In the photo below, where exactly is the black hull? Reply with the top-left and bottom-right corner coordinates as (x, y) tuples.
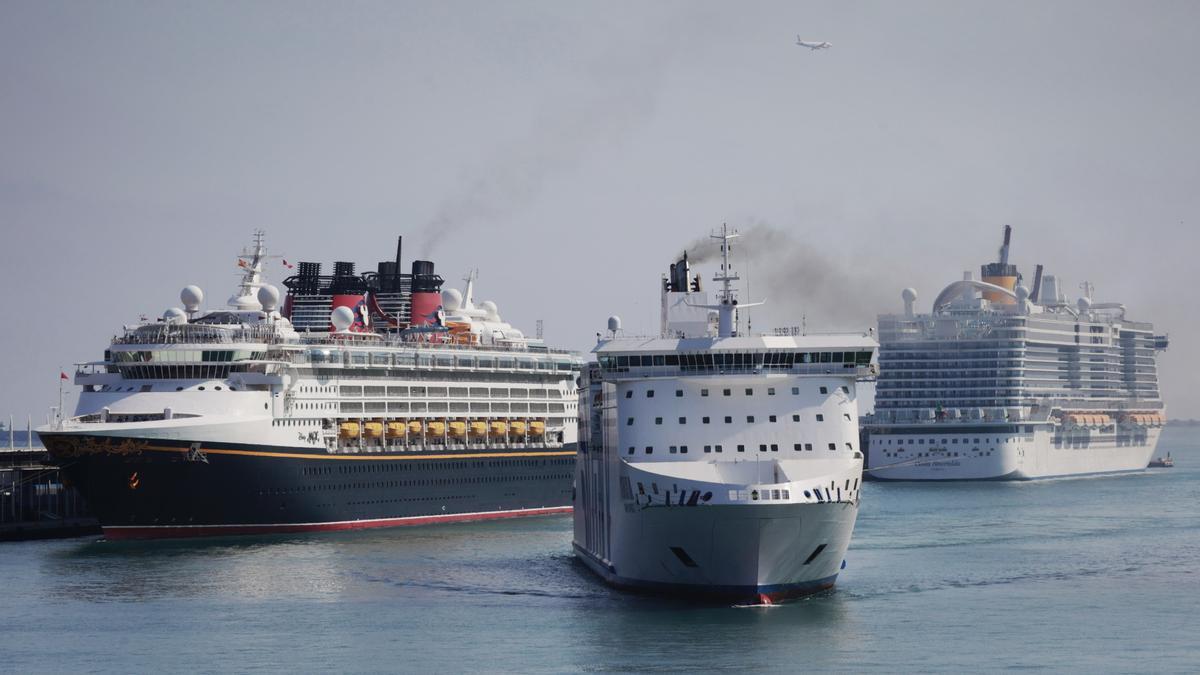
(40, 433), (575, 539)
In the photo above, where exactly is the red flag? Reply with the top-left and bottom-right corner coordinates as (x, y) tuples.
(60, 372), (68, 380)
(237, 259), (248, 268)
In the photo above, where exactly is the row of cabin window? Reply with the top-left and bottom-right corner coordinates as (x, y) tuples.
(883, 437), (1014, 445)
(627, 442), (854, 455)
(628, 412), (851, 425)
(605, 351), (872, 368)
(627, 385), (850, 399)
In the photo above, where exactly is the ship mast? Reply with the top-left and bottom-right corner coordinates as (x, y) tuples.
(689, 223), (763, 338)
(228, 229), (273, 310)
(711, 224), (740, 337)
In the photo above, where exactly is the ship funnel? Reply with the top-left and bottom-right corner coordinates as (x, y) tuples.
(410, 260), (444, 326)
(1030, 264), (1044, 303)
(980, 225), (1018, 304)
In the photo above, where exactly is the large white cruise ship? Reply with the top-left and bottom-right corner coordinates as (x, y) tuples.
(39, 232), (582, 539)
(573, 227), (877, 603)
(866, 226), (1169, 481)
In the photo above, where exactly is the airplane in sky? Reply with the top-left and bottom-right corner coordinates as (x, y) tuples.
(796, 37), (832, 50)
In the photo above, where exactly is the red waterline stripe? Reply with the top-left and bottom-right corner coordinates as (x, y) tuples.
(102, 506), (573, 541)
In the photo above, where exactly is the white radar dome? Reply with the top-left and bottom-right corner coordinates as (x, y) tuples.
(607, 315), (622, 332)
(480, 300), (499, 321)
(331, 306), (355, 332)
(181, 285), (204, 312)
(162, 307), (188, 324)
(1077, 296), (1092, 312)
(1015, 285), (1030, 302)
(441, 288), (463, 312)
(901, 288), (918, 303)
(257, 284), (281, 312)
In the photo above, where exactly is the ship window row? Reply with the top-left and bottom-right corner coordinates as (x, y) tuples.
(306, 350), (578, 373)
(600, 350), (872, 371)
(628, 412), (843, 426)
(630, 442), (848, 455)
(337, 385), (564, 399)
(626, 385), (848, 399)
(110, 349), (265, 364)
(341, 401), (566, 413)
(112, 365), (252, 379)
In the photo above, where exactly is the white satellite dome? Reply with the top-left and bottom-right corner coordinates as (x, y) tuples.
(163, 307), (188, 324)
(1015, 285), (1030, 302)
(480, 300), (500, 321)
(442, 288), (464, 312)
(901, 288), (918, 302)
(607, 315), (622, 332)
(1077, 296), (1092, 312)
(257, 284), (281, 312)
(331, 306), (355, 332)
(181, 285), (204, 312)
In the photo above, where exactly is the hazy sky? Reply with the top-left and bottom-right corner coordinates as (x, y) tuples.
(2, 0), (1198, 423)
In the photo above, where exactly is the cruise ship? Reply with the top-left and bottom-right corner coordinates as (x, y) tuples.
(38, 232), (582, 539)
(866, 226), (1169, 481)
(573, 227), (877, 603)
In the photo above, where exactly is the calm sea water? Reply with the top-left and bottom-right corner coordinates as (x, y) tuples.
(4, 428), (1198, 673)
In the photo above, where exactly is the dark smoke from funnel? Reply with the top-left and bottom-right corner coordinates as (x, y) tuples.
(418, 37), (675, 258)
(684, 220), (896, 331)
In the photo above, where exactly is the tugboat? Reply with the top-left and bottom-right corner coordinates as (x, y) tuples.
(1148, 453), (1174, 468)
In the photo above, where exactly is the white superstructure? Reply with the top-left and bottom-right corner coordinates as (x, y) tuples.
(39, 232), (582, 539)
(573, 226), (877, 603)
(867, 226), (1169, 481)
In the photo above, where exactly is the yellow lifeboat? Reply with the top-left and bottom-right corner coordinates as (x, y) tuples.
(529, 420), (545, 436)
(406, 420), (424, 435)
(449, 421), (467, 439)
(338, 422), (360, 439)
(509, 421), (527, 436)
(426, 421), (446, 436)
(363, 421), (384, 438)
(489, 421), (508, 437)
(469, 421), (488, 438)
(386, 422), (407, 439)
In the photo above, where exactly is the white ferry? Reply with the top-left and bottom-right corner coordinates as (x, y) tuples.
(573, 226), (877, 603)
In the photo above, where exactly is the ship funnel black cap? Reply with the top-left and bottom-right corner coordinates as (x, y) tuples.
(668, 253), (691, 292)
(411, 260), (443, 293)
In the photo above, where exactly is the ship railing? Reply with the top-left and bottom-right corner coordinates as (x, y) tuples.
(297, 332), (576, 356)
(113, 324), (281, 346)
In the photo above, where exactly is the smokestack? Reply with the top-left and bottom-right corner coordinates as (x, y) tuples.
(1030, 264), (1044, 303)
(999, 224), (1012, 265)
(395, 236), (403, 270)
